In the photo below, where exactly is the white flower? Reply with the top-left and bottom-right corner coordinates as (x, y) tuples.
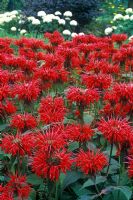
(113, 14), (123, 21)
(112, 26), (117, 30)
(10, 10), (19, 15)
(55, 11), (62, 16)
(10, 15), (17, 20)
(63, 11), (72, 17)
(11, 27), (17, 31)
(65, 17), (71, 21)
(0, 18), (5, 25)
(70, 20), (77, 26)
(27, 16), (36, 22)
(129, 35), (133, 40)
(79, 32), (85, 36)
(130, 15), (133, 20)
(18, 20), (25, 24)
(123, 15), (130, 20)
(53, 16), (60, 21)
(37, 11), (46, 17)
(32, 19), (40, 25)
(4, 17), (12, 23)
(71, 32), (78, 37)
(63, 29), (71, 35)
(20, 29), (27, 35)
(126, 8), (133, 14)
(104, 27), (113, 35)
(58, 19), (65, 25)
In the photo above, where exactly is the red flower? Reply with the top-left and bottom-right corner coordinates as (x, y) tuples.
(11, 113), (37, 130)
(0, 85), (10, 101)
(39, 96), (66, 124)
(76, 149), (108, 175)
(44, 31), (64, 46)
(13, 81), (40, 102)
(82, 74), (112, 90)
(4, 101), (16, 114)
(112, 34), (127, 43)
(36, 126), (66, 151)
(65, 124), (93, 142)
(1, 133), (35, 156)
(98, 118), (132, 144)
(32, 149), (72, 180)
(66, 87), (99, 106)
(6, 174), (31, 199)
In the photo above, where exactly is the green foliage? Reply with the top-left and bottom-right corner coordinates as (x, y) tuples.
(0, 0), (9, 12)
(84, 0), (127, 36)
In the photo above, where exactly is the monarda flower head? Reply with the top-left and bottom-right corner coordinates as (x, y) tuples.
(111, 34), (128, 43)
(76, 149), (108, 175)
(98, 118), (132, 144)
(32, 149), (72, 181)
(82, 74), (112, 90)
(11, 113), (37, 131)
(1, 132), (35, 156)
(6, 174), (31, 199)
(36, 125), (66, 151)
(13, 81), (40, 102)
(66, 87), (99, 106)
(39, 96), (66, 124)
(65, 124), (93, 142)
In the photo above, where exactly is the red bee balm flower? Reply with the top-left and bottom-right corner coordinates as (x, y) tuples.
(1, 133), (35, 156)
(98, 118), (132, 144)
(76, 150), (108, 175)
(32, 150), (72, 180)
(39, 96), (66, 124)
(6, 174), (31, 199)
(66, 124), (93, 142)
(66, 87), (99, 106)
(36, 126), (66, 151)
(11, 113), (37, 130)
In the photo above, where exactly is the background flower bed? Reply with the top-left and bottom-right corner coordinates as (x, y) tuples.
(0, 32), (133, 200)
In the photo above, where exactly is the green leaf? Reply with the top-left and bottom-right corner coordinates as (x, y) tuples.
(68, 142), (79, 151)
(0, 124), (9, 131)
(28, 189), (36, 200)
(103, 186), (132, 200)
(112, 186), (132, 200)
(82, 176), (106, 189)
(62, 171), (82, 190)
(83, 112), (94, 124)
(78, 195), (91, 200)
(27, 174), (43, 185)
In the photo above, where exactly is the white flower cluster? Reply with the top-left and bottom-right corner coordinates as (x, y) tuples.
(63, 29), (84, 37)
(35, 10), (77, 27)
(0, 9), (84, 37)
(0, 10), (19, 25)
(104, 8), (133, 36)
(112, 8), (133, 22)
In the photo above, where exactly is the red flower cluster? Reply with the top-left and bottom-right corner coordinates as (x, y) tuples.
(0, 32), (132, 197)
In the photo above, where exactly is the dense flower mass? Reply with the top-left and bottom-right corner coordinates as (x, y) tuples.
(0, 32), (132, 199)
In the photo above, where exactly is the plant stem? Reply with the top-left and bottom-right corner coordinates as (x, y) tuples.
(106, 142), (113, 177)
